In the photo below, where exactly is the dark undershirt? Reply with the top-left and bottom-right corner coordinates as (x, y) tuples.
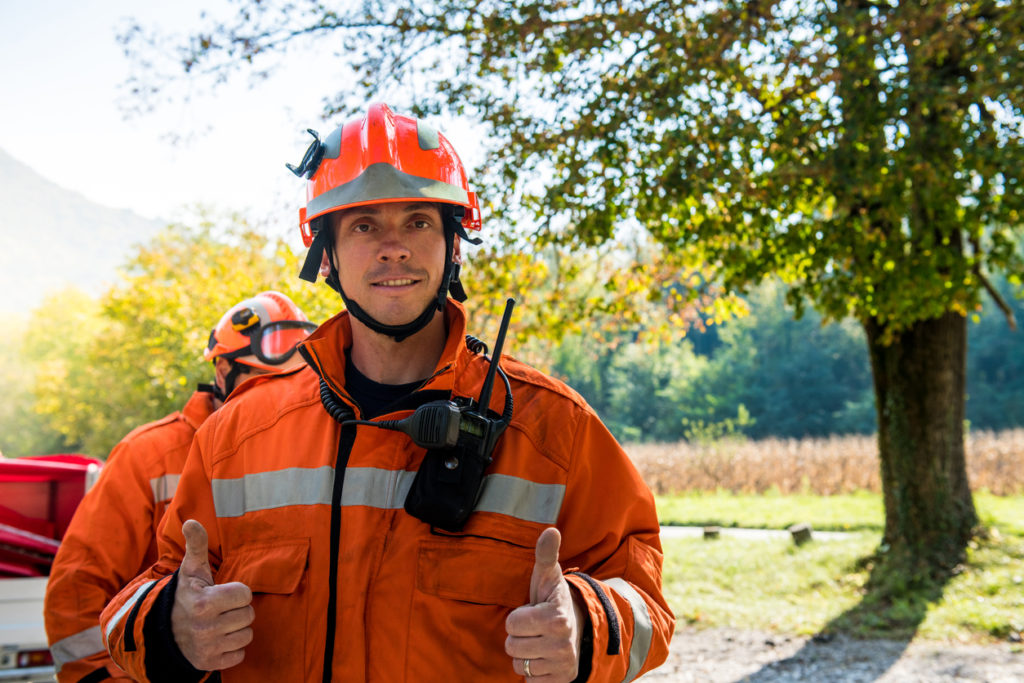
(344, 356), (425, 419)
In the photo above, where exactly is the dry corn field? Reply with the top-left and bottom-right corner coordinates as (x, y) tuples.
(626, 428), (1024, 496)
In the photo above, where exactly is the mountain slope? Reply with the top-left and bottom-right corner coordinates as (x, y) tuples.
(0, 148), (165, 313)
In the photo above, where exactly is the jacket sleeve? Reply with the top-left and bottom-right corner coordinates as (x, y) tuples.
(558, 409), (675, 682)
(44, 434), (162, 682)
(99, 434), (221, 683)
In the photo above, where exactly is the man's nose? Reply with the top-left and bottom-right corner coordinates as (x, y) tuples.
(377, 236), (411, 262)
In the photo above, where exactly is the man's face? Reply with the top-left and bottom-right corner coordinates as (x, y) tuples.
(330, 201), (452, 326)
(213, 357), (272, 405)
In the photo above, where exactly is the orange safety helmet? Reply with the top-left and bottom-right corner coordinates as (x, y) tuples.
(291, 103), (482, 342)
(293, 102), (481, 248)
(203, 291), (316, 400)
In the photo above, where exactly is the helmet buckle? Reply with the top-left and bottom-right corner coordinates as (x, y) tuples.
(286, 129), (326, 179)
(299, 208), (313, 247)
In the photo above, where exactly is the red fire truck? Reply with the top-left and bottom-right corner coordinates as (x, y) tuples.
(0, 454), (101, 682)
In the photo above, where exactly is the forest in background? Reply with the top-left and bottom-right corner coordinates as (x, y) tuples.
(550, 270), (1024, 444)
(2, 217), (1021, 459)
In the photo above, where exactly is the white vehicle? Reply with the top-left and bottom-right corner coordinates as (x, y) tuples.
(0, 577), (52, 682)
(0, 455), (101, 682)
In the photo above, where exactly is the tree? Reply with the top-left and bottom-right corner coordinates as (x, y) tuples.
(120, 0), (1024, 567)
(698, 280), (876, 439)
(545, 278), (876, 444)
(25, 215), (338, 457)
(0, 306), (75, 456)
(16, 212), (699, 457)
(965, 270), (1024, 431)
(545, 323), (711, 443)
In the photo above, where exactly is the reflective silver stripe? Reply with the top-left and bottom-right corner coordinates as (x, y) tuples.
(417, 121), (440, 150)
(213, 466), (335, 518)
(245, 298), (272, 328)
(605, 578), (654, 683)
(104, 580), (156, 644)
(150, 473), (180, 503)
(342, 468), (416, 509)
(50, 625), (104, 672)
(307, 163), (470, 219)
(476, 474), (564, 524)
(212, 467), (565, 524)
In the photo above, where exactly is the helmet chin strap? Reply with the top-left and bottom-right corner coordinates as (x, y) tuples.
(298, 206), (479, 343)
(196, 360), (245, 402)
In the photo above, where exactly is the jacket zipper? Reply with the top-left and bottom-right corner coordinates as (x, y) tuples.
(322, 422), (357, 682)
(304, 339), (455, 680)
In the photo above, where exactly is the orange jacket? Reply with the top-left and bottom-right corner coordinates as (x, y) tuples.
(101, 301), (674, 682)
(45, 390), (215, 683)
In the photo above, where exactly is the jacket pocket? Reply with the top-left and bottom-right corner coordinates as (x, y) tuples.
(218, 539), (309, 593)
(407, 537), (534, 681)
(416, 537), (533, 606)
(216, 538), (310, 681)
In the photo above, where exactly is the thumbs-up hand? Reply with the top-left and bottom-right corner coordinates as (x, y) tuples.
(171, 520), (254, 671)
(505, 528), (584, 681)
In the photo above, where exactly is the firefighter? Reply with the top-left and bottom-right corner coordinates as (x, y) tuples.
(101, 103), (675, 682)
(45, 291), (315, 682)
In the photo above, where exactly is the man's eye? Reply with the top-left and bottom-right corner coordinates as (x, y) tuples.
(352, 223), (372, 233)
(413, 220), (430, 230)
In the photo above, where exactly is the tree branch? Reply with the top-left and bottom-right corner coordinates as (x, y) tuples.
(974, 265), (1017, 331)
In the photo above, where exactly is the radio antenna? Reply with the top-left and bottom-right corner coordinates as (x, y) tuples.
(477, 298), (515, 412)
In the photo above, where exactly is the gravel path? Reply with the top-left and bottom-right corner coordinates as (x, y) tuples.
(659, 526), (852, 542)
(639, 627), (1024, 682)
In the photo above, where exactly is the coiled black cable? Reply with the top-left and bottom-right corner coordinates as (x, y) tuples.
(318, 333), (511, 425)
(319, 378), (354, 423)
(465, 335), (513, 422)
(465, 334), (488, 355)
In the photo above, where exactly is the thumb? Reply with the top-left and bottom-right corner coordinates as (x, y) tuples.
(180, 519), (214, 587)
(529, 527), (564, 604)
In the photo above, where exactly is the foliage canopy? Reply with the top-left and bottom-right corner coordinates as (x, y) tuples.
(122, 0), (1024, 336)
(109, 0), (1024, 562)
(3, 211), (704, 456)
(19, 216), (337, 455)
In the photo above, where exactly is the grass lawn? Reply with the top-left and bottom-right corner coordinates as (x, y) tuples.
(656, 491), (1024, 644)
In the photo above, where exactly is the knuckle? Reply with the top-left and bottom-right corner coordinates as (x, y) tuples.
(505, 611), (518, 633)
(230, 581), (253, 603)
(225, 581), (253, 604)
(225, 626), (254, 651)
(191, 593), (212, 615)
(553, 613), (572, 633)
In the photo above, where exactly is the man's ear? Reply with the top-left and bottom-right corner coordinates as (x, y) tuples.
(319, 249), (331, 278)
(213, 357), (231, 386)
(452, 234), (462, 265)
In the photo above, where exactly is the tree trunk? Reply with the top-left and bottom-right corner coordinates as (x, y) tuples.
(863, 311), (978, 568)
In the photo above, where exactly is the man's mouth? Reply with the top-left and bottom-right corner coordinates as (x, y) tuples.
(373, 278), (419, 287)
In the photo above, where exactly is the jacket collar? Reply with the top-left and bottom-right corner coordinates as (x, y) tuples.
(181, 390), (217, 430)
(299, 299), (472, 401)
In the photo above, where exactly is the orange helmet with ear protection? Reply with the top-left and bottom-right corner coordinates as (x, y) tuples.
(291, 103), (482, 342)
(205, 291), (316, 372)
(293, 102), (482, 248)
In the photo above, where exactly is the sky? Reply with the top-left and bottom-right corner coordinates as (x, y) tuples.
(0, 0), (482, 235)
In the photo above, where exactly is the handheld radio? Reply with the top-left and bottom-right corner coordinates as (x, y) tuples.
(340, 298), (516, 531)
